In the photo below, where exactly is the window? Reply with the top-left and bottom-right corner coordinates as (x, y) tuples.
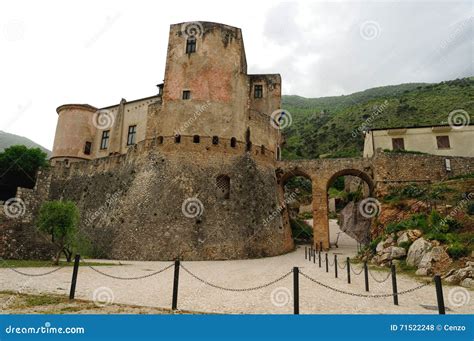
(216, 175), (230, 199)
(230, 137), (237, 148)
(157, 136), (164, 144)
(174, 134), (181, 143)
(254, 85), (263, 98)
(276, 146), (281, 161)
(261, 145), (265, 155)
(100, 130), (110, 149)
(186, 37), (196, 54)
(193, 135), (200, 143)
(436, 136), (450, 149)
(127, 125), (137, 146)
(212, 136), (219, 145)
(182, 90), (191, 100)
(84, 141), (92, 155)
(392, 138), (405, 151)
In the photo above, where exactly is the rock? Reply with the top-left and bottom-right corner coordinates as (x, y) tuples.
(445, 275), (460, 284)
(461, 278), (474, 288)
(383, 237), (394, 247)
(407, 229), (422, 241)
(397, 232), (410, 246)
(338, 201), (371, 244)
(416, 268), (429, 276)
(379, 252), (391, 262)
(376, 241), (385, 253)
(392, 259), (401, 266)
(466, 261), (474, 268)
(390, 246), (407, 259)
(407, 238), (432, 267)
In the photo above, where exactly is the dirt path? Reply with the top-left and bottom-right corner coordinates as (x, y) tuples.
(0, 245), (471, 314)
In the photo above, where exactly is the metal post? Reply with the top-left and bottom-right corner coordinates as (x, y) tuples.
(172, 260), (180, 310)
(391, 264), (398, 306)
(434, 275), (445, 315)
(318, 251), (321, 268)
(325, 253), (329, 273)
(364, 262), (369, 292)
(346, 257), (351, 284)
(334, 255), (338, 278)
(305, 246), (307, 260)
(69, 254), (80, 300)
(309, 247), (312, 262)
(319, 241), (323, 251)
(313, 248), (316, 264)
(293, 267), (299, 315)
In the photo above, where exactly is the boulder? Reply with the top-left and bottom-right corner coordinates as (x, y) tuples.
(338, 201), (371, 244)
(390, 246), (407, 259)
(383, 236), (394, 247)
(376, 241), (385, 253)
(416, 246), (451, 275)
(397, 232), (410, 246)
(407, 229), (422, 241)
(461, 278), (474, 288)
(415, 268), (429, 276)
(407, 238), (431, 267)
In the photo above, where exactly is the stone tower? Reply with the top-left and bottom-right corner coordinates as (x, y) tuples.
(47, 21), (293, 260)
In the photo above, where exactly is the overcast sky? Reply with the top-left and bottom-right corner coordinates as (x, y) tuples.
(1, 0), (472, 149)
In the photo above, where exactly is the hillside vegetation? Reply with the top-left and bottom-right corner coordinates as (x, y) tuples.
(0, 131), (51, 156)
(282, 77), (474, 159)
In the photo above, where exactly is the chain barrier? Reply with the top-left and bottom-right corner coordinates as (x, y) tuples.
(180, 264), (292, 292)
(300, 270), (431, 298)
(368, 269), (392, 283)
(328, 258), (335, 267)
(337, 261), (347, 270)
(0, 258), (66, 277)
(350, 265), (365, 276)
(82, 260), (174, 280)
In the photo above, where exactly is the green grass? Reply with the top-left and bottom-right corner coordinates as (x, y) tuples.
(0, 259), (120, 268)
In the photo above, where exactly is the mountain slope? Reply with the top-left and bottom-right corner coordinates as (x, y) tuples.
(281, 77), (474, 159)
(0, 131), (51, 157)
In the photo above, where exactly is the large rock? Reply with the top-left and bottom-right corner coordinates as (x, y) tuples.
(390, 246), (407, 259)
(461, 278), (474, 288)
(397, 232), (410, 245)
(407, 238), (431, 267)
(338, 201), (371, 244)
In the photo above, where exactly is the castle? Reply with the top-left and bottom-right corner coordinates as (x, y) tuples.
(2, 22), (473, 261)
(46, 22), (293, 260)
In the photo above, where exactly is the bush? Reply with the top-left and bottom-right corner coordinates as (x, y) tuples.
(400, 184), (427, 198)
(398, 241), (412, 250)
(369, 237), (382, 253)
(447, 243), (469, 259)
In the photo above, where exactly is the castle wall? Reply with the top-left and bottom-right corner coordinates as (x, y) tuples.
(45, 141), (293, 260)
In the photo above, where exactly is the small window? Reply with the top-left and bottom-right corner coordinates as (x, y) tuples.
(182, 90), (191, 100)
(157, 136), (164, 144)
(193, 135), (200, 143)
(216, 175), (230, 199)
(212, 136), (219, 145)
(100, 130), (110, 150)
(186, 37), (196, 54)
(84, 141), (92, 155)
(392, 138), (405, 151)
(230, 137), (237, 148)
(127, 125), (137, 146)
(261, 145), (265, 155)
(254, 85), (263, 98)
(174, 134), (181, 143)
(436, 136), (450, 149)
(276, 146), (281, 161)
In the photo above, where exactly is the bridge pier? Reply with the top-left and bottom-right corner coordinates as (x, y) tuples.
(312, 181), (330, 250)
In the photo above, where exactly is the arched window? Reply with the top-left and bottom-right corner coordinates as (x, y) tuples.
(216, 175), (230, 199)
(212, 136), (219, 145)
(174, 134), (181, 144)
(193, 135), (200, 143)
(230, 137), (237, 148)
(186, 37), (196, 54)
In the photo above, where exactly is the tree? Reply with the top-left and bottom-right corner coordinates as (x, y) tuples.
(0, 145), (48, 200)
(37, 201), (80, 265)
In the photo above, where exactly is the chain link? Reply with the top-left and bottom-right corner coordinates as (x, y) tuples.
(83, 260), (174, 280)
(180, 264), (292, 292)
(368, 269), (392, 283)
(300, 270), (431, 298)
(350, 265), (364, 276)
(337, 261), (347, 270)
(5, 266), (66, 277)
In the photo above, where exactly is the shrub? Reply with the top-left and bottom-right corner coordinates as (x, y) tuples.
(398, 241), (412, 250)
(400, 184), (427, 198)
(447, 243), (469, 259)
(369, 237), (382, 253)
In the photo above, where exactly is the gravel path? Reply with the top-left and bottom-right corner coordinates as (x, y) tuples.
(1, 243), (472, 314)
